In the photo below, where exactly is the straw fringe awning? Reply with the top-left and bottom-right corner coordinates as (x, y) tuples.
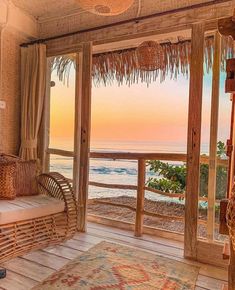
(53, 36), (234, 86)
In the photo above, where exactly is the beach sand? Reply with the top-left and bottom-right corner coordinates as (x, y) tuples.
(88, 196), (224, 241)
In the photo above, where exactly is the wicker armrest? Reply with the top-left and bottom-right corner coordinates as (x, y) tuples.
(37, 172), (77, 230)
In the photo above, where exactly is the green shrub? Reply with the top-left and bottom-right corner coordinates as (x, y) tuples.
(147, 141), (228, 200)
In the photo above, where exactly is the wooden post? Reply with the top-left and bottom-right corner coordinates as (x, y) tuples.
(135, 159), (146, 237)
(184, 23), (205, 259)
(207, 32), (221, 241)
(75, 42), (92, 232)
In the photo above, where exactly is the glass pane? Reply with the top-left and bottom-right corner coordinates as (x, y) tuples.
(198, 72), (212, 240)
(143, 160), (186, 234)
(50, 154), (73, 180)
(214, 71), (231, 242)
(89, 76), (189, 233)
(49, 56), (75, 151)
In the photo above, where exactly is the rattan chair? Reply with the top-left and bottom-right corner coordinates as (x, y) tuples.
(0, 172), (77, 263)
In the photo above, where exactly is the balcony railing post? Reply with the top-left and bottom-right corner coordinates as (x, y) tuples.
(135, 159), (146, 237)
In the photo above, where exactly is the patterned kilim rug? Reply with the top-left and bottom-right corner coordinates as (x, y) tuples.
(33, 241), (199, 290)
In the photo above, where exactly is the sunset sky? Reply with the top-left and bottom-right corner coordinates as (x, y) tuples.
(50, 69), (231, 152)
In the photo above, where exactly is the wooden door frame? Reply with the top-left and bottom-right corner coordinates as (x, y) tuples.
(184, 23), (205, 260)
(42, 25), (227, 267)
(41, 42), (93, 232)
(184, 27), (226, 266)
(74, 42), (93, 232)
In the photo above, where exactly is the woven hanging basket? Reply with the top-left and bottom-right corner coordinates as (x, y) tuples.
(227, 193), (235, 251)
(78, 0), (134, 16)
(136, 41), (164, 71)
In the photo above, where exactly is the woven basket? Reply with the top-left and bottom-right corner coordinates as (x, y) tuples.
(0, 160), (17, 200)
(227, 194), (235, 251)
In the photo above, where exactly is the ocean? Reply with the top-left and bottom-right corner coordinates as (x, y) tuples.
(49, 140), (210, 203)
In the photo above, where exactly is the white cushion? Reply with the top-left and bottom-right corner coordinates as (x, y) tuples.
(0, 195), (65, 225)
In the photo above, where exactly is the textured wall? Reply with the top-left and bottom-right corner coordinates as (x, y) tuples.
(0, 1), (38, 155)
(0, 27), (24, 154)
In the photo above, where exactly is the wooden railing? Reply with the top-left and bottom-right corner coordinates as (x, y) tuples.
(47, 148), (228, 238)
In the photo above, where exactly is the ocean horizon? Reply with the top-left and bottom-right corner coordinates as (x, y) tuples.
(50, 139), (211, 154)
(49, 139), (211, 203)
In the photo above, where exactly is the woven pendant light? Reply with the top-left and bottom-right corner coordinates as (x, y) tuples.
(136, 41), (164, 71)
(78, 0), (134, 16)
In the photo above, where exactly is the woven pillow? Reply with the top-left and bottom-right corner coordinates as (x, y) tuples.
(15, 160), (38, 196)
(0, 160), (17, 200)
(0, 154), (38, 197)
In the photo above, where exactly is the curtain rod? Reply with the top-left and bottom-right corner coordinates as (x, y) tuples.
(20, 0), (229, 47)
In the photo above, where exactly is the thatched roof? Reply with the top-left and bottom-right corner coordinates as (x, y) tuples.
(53, 35), (234, 86)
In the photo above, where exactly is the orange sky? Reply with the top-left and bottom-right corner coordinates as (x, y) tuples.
(91, 81), (189, 142)
(50, 70), (231, 149)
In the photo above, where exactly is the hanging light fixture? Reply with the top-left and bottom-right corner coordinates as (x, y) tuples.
(136, 41), (164, 71)
(78, 0), (135, 16)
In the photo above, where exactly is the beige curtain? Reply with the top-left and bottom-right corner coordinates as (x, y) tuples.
(19, 43), (47, 160)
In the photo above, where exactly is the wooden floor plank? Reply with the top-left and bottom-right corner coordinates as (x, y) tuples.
(87, 226), (184, 257)
(197, 274), (227, 290)
(61, 238), (94, 252)
(0, 270), (37, 290)
(73, 232), (105, 244)
(23, 250), (69, 270)
(3, 257), (54, 282)
(86, 231), (178, 260)
(43, 244), (82, 260)
(88, 221), (184, 249)
(199, 265), (228, 282)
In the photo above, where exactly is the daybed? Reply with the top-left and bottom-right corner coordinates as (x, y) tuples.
(0, 169), (77, 262)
